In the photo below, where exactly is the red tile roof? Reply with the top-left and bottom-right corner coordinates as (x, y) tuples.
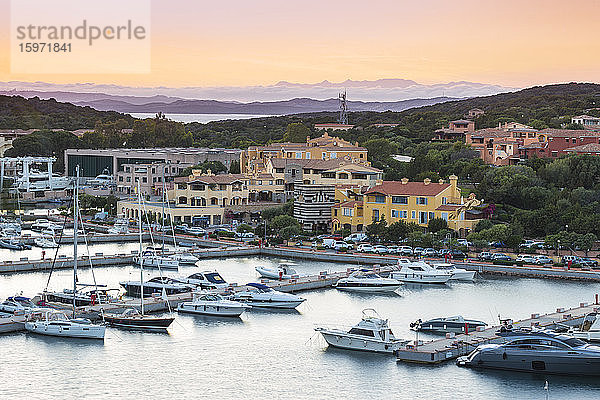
(564, 143), (600, 153)
(539, 129), (600, 137)
(333, 200), (363, 209)
(365, 181), (450, 196)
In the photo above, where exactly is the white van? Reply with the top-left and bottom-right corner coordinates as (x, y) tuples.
(321, 238), (337, 249)
(344, 233), (368, 243)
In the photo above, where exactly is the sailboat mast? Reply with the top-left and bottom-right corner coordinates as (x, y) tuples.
(73, 165), (79, 313)
(137, 180), (144, 315)
(161, 164), (166, 251)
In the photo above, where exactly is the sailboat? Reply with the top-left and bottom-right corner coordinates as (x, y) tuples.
(103, 181), (175, 331)
(25, 166), (106, 340)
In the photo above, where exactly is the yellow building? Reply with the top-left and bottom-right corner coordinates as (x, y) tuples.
(331, 175), (483, 236)
(241, 132), (368, 174)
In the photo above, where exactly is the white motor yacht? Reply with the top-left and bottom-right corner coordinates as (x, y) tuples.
(177, 292), (251, 317)
(233, 283), (306, 309)
(391, 260), (451, 284)
(173, 251), (199, 265)
(0, 311), (27, 333)
(315, 309), (408, 353)
(334, 270), (401, 292)
(0, 296), (36, 313)
(25, 309), (105, 340)
(174, 271), (229, 290)
(570, 314), (600, 342)
(34, 235), (59, 248)
(430, 263), (475, 282)
(31, 219), (62, 232)
(255, 263), (299, 280)
(120, 276), (194, 298)
(134, 250), (179, 270)
(108, 218), (129, 234)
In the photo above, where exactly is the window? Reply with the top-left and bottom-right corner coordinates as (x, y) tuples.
(330, 152), (337, 159)
(372, 209), (380, 221)
(142, 177), (147, 183)
(416, 197), (428, 205)
(118, 176), (123, 182)
(276, 179), (284, 185)
(322, 152), (326, 159)
(177, 183), (187, 190)
(375, 195), (386, 204)
(429, 212), (435, 220)
(441, 212), (448, 221)
(258, 180), (262, 185)
(392, 196), (408, 204)
(419, 211), (428, 224)
(275, 168), (284, 173)
(334, 209), (338, 216)
(126, 177), (131, 183)
(295, 152), (302, 159)
(190, 184), (206, 191)
(322, 172), (336, 179)
(551, 151), (558, 157)
(342, 208), (353, 217)
(303, 169), (311, 174)
(411, 211), (416, 219)
(338, 173), (349, 179)
(306, 152), (311, 159)
(442, 197), (447, 205)
(392, 209), (406, 218)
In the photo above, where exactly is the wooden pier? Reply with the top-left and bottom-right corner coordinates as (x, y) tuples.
(395, 300), (600, 364)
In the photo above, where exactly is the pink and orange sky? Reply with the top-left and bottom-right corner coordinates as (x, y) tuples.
(0, 0), (599, 88)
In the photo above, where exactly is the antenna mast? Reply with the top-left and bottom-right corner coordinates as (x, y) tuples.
(338, 90), (348, 124)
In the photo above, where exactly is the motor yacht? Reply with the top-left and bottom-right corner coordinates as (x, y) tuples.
(174, 271), (229, 290)
(430, 263), (475, 282)
(173, 251), (199, 265)
(177, 292), (251, 317)
(16, 172), (72, 192)
(34, 235), (59, 248)
(25, 309), (105, 340)
(457, 328), (600, 375)
(390, 260), (451, 284)
(315, 309), (408, 353)
(0, 311), (27, 333)
(570, 313), (600, 342)
(31, 219), (62, 232)
(0, 296), (36, 313)
(255, 263), (299, 280)
(120, 276), (194, 298)
(134, 250), (179, 270)
(414, 315), (487, 334)
(232, 283), (305, 309)
(333, 270), (401, 292)
(102, 308), (174, 331)
(43, 285), (119, 307)
(0, 237), (31, 250)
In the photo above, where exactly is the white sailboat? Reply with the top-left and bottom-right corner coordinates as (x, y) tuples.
(26, 166), (105, 340)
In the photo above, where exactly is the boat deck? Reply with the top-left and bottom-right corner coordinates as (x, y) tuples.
(395, 301), (600, 364)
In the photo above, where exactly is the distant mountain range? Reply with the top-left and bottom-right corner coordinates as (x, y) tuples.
(0, 78), (517, 103)
(0, 90), (461, 114)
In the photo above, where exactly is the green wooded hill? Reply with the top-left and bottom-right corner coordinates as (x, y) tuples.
(0, 95), (134, 130)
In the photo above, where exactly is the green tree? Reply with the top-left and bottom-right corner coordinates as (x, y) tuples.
(229, 160), (241, 174)
(283, 123), (311, 143)
(428, 218), (448, 233)
(366, 217), (387, 243)
(270, 215), (300, 231)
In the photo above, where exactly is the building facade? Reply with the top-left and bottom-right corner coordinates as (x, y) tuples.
(436, 120), (475, 140)
(293, 184), (336, 232)
(115, 162), (193, 197)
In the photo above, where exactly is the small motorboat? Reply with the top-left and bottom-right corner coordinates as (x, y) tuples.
(177, 292), (250, 317)
(120, 276), (194, 298)
(0, 311), (27, 333)
(0, 238), (31, 250)
(103, 308), (174, 331)
(315, 309), (408, 353)
(430, 263), (475, 282)
(413, 316), (487, 334)
(233, 283), (306, 309)
(255, 263), (300, 280)
(333, 270), (401, 292)
(570, 313), (600, 342)
(0, 296), (36, 313)
(31, 219), (61, 232)
(174, 271), (229, 290)
(457, 328), (600, 376)
(134, 250), (179, 270)
(173, 251), (199, 265)
(34, 235), (59, 248)
(25, 309), (105, 340)
(390, 260), (451, 284)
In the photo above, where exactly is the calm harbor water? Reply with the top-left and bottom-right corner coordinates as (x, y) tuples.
(2, 250), (600, 399)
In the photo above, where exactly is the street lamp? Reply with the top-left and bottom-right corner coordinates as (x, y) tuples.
(557, 239), (560, 257)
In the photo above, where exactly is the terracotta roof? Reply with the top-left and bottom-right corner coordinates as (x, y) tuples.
(333, 200), (363, 209)
(365, 181), (450, 196)
(539, 129), (600, 137)
(450, 119), (473, 124)
(175, 174), (247, 184)
(470, 128), (511, 138)
(436, 204), (461, 211)
(564, 143), (600, 153)
(519, 142), (546, 149)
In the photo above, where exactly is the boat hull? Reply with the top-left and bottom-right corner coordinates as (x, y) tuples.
(236, 299), (304, 309)
(256, 268), (294, 280)
(391, 272), (450, 284)
(25, 322), (105, 339)
(317, 329), (399, 353)
(458, 353), (600, 376)
(418, 321), (486, 334)
(449, 271), (476, 281)
(120, 283), (191, 298)
(177, 302), (248, 317)
(103, 316), (174, 331)
(0, 315), (25, 333)
(334, 284), (401, 293)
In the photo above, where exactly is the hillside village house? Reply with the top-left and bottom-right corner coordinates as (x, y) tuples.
(466, 123), (539, 165)
(518, 129), (600, 160)
(240, 132), (368, 174)
(572, 115), (600, 128)
(435, 119), (475, 140)
(332, 175), (483, 237)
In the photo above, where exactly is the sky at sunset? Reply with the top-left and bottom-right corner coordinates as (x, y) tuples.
(0, 0), (599, 88)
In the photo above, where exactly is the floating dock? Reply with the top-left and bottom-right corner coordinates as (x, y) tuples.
(395, 300), (600, 364)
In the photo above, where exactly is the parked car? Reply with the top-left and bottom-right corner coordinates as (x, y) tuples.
(488, 241), (506, 248)
(581, 257), (599, 268)
(533, 255), (554, 265)
(174, 225), (189, 234)
(448, 249), (466, 260)
(334, 241), (352, 251)
(456, 239), (471, 247)
(478, 252), (493, 261)
(187, 227), (207, 236)
(562, 255), (584, 265)
(516, 254), (537, 264)
(413, 247), (424, 256)
(235, 232), (255, 239)
(344, 233), (368, 243)
(357, 244), (374, 253)
(322, 238), (337, 249)
(398, 246), (413, 256)
(422, 248), (437, 257)
(387, 245), (399, 254)
(372, 245), (388, 254)
(491, 253), (512, 261)
(214, 228), (234, 234)
(521, 240), (545, 249)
